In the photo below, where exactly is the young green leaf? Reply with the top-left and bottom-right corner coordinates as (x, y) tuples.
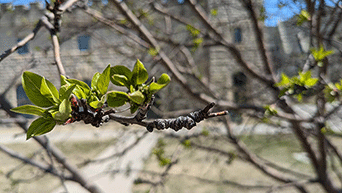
(26, 117), (56, 140)
(91, 72), (101, 91)
(22, 71), (55, 107)
(111, 74), (130, 87)
(72, 85), (88, 99)
(311, 46), (334, 63)
(89, 94), (107, 109)
(53, 99), (72, 124)
(297, 10), (310, 26)
(64, 78), (90, 95)
(129, 90), (145, 104)
(59, 84), (76, 101)
(107, 91), (129, 107)
(131, 59), (148, 86)
(96, 65), (111, 96)
(89, 101), (103, 109)
(148, 73), (170, 94)
(60, 75), (68, 86)
(11, 105), (45, 117)
(40, 78), (60, 104)
(87, 94), (99, 104)
(110, 65), (132, 80)
(275, 73), (290, 87)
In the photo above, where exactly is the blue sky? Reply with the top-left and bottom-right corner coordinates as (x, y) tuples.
(0, 0), (298, 26)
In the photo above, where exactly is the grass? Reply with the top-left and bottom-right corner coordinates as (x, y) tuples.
(132, 134), (331, 193)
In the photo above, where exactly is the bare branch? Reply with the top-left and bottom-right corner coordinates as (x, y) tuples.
(0, 144), (71, 180)
(109, 102), (228, 132)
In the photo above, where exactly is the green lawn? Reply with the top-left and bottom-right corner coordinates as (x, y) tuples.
(132, 134), (338, 193)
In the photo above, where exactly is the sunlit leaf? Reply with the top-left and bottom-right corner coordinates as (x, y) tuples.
(22, 71), (55, 107)
(131, 59), (148, 86)
(107, 91), (129, 107)
(129, 90), (145, 105)
(26, 117), (56, 140)
(11, 105), (45, 117)
(96, 65), (111, 96)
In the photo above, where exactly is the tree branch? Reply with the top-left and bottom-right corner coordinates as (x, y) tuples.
(0, 144), (72, 181)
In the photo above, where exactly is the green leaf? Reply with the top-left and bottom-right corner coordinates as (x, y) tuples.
(129, 90), (145, 105)
(60, 84), (76, 101)
(210, 9), (217, 16)
(305, 78), (318, 87)
(65, 78), (90, 95)
(131, 59), (148, 86)
(11, 105), (45, 117)
(107, 91), (129, 107)
(110, 65), (132, 80)
(53, 99), (72, 124)
(22, 71), (55, 107)
(89, 100), (103, 109)
(148, 48), (159, 56)
(296, 94), (303, 101)
(91, 72), (101, 91)
(60, 75), (68, 86)
(87, 94), (99, 104)
(40, 78), (60, 104)
(73, 85), (87, 99)
(297, 10), (310, 26)
(149, 73), (170, 94)
(130, 85), (135, 93)
(299, 71), (311, 82)
(96, 65), (111, 96)
(311, 46), (334, 63)
(275, 73), (290, 87)
(264, 105), (278, 116)
(26, 117), (56, 140)
(186, 25), (200, 37)
(111, 74), (130, 87)
(89, 95), (107, 109)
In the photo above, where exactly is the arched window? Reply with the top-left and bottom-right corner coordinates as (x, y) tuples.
(234, 28), (242, 43)
(16, 85), (33, 118)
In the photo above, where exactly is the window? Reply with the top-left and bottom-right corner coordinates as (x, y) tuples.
(17, 38), (29, 54)
(233, 72), (247, 86)
(77, 35), (90, 51)
(16, 85), (33, 118)
(234, 28), (242, 43)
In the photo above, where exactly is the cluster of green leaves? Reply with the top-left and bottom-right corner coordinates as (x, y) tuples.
(311, 46), (334, 67)
(297, 10), (310, 26)
(324, 80), (342, 103)
(110, 59), (170, 113)
(11, 59), (170, 139)
(264, 105), (278, 116)
(152, 139), (171, 167)
(259, 6), (268, 21)
(186, 24), (203, 51)
(275, 71), (318, 101)
(210, 8), (218, 16)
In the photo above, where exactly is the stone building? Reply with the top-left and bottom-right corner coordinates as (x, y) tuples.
(4, 0), (337, 121)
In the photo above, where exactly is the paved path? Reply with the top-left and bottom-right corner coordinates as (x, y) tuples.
(50, 129), (159, 193)
(0, 123), (159, 193)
